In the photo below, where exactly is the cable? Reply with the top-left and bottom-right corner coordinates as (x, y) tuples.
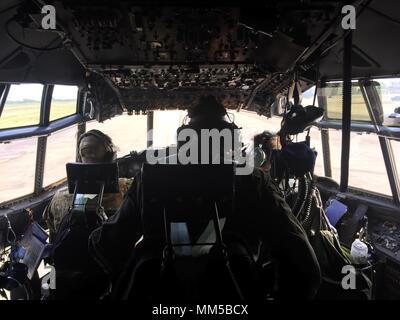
(5, 18), (65, 51)
(292, 176), (309, 219)
(300, 182), (314, 228)
(226, 111), (235, 124)
(237, 22), (273, 38)
(6, 276), (30, 300)
(4, 214), (17, 246)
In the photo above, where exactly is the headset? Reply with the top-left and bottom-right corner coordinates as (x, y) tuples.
(178, 96), (239, 132)
(173, 96), (245, 167)
(176, 96), (241, 156)
(77, 129), (118, 162)
(253, 131), (278, 169)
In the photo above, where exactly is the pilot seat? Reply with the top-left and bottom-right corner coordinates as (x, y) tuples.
(111, 163), (265, 303)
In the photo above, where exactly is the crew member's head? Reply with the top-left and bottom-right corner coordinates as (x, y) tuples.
(184, 95), (239, 130)
(254, 130), (281, 171)
(77, 129), (117, 163)
(177, 95), (241, 163)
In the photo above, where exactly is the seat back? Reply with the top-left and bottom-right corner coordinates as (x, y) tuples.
(140, 163), (235, 244)
(114, 163), (263, 302)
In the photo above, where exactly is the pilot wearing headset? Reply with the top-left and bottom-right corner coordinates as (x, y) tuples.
(43, 129), (133, 241)
(253, 130), (281, 172)
(89, 96), (321, 300)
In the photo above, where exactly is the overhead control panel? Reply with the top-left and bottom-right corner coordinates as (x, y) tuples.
(0, 1), (348, 116)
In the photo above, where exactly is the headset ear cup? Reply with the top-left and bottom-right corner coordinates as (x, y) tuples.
(104, 145), (117, 162)
(109, 150), (117, 162)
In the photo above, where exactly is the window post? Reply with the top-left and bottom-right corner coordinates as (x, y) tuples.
(147, 111), (154, 148)
(340, 30), (353, 192)
(33, 85), (53, 194)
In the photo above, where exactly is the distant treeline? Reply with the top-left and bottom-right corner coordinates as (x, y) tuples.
(6, 99), (75, 104)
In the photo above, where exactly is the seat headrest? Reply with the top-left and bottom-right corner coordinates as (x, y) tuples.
(141, 163), (235, 202)
(140, 164), (235, 237)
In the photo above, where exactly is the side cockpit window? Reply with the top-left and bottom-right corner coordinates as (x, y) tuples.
(0, 83), (43, 129)
(49, 85), (78, 122)
(314, 79), (400, 199)
(0, 83), (79, 205)
(0, 137), (37, 203)
(43, 125), (77, 187)
(321, 81), (371, 122)
(392, 140), (400, 182)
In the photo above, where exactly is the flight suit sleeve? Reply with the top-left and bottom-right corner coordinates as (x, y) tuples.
(43, 202), (56, 242)
(89, 176), (142, 277)
(43, 188), (72, 242)
(259, 175), (321, 299)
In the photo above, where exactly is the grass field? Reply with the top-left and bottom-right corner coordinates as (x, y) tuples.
(0, 100), (76, 129)
(327, 95), (370, 121)
(321, 84), (400, 122)
(322, 86), (371, 121)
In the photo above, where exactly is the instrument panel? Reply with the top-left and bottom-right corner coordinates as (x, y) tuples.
(370, 219), (400, 261)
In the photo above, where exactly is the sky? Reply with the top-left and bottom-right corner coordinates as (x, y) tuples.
(6, 84), (78, 101)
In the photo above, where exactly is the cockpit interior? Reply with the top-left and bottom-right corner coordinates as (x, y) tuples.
(0, 0), (400, 304)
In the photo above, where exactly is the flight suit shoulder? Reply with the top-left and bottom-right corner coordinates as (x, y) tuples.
(44, 186), (72, 235)
(118, 177), (134, 195)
